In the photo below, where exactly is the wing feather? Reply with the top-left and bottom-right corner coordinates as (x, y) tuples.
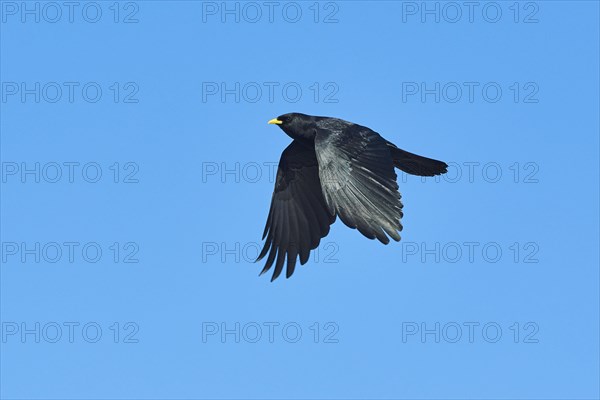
(314, 121), (403, 244)
(257, 140), (336, 281)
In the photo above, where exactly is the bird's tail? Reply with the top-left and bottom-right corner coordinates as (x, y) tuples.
(386, 142), (448, 177)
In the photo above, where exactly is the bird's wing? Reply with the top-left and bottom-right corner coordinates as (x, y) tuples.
(314, 120), (403, 244)
(257, 140), (336, 281)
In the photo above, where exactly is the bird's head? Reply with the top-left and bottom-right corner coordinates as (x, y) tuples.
(268, 113), (318, 141)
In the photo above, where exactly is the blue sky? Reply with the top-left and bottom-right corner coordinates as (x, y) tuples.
(1, 1), (599, 399)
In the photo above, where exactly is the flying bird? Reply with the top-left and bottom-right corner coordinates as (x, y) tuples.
(257, 113), (448, 281)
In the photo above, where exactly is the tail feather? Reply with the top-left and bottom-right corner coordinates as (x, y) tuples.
(386, 142), (448, 177)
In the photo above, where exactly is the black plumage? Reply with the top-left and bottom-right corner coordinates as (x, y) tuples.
(257, 113), (448, 281)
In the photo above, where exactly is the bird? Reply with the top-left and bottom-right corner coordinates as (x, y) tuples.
(257, 113), (448, 281)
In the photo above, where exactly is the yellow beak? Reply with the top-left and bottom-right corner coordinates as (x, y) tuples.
(268, 118), (282, 125)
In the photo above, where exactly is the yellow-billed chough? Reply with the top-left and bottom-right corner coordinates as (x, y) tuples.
(257, 113), (448, 281)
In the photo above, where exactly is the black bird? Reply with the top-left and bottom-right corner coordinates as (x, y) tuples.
(257, 113), (448, 281)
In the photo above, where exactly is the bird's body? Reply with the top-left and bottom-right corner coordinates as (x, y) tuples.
(258, 113), (448, 281)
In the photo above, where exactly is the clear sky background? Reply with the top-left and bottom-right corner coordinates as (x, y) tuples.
(1, 1), (599, 399)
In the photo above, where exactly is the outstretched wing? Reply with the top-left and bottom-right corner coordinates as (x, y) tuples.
(314, 120), (403, 244)
(257, 140), (336, 281)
